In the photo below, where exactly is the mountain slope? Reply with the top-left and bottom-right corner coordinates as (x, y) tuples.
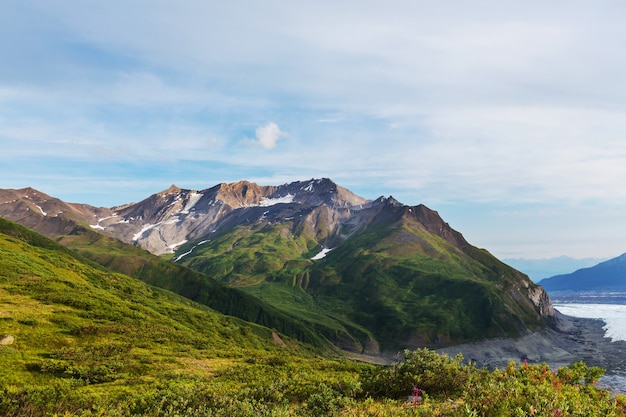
(0, 188), (328, 348)
(0, 217), (291, 389)
(539, 252), (626, 292)
(55, 225), (327, 347)
(178, 195), (554, 352)
(95, 178), (367, 255)
(0, 187), (113, 237)
(0, 179), (556, 353)
(307, 203), (553, 349)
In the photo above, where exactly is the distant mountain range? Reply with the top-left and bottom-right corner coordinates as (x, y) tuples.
(502, 256), (607, 282)
(538, 253), (626, 293)
(0, 178), (556, 353)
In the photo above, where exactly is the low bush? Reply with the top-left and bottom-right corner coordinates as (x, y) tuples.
(361, 348), (473, 399)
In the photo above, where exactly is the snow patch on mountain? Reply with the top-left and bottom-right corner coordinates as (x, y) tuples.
(90, 215), (119, 230)
(173, 239), (210, 262)
(133, 223), (157, 241)
(180, 191), (202, 214)
(260, 193), (295, 206)
(168, 240), (188, 251)
(311, 247), (333, 260)
(302, 180), (315, 192)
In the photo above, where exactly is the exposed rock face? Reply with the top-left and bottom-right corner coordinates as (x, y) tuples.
(0, 187), (114, 238)
(105, 178), (371, 255)
(0, 179), (371, 256)
(528, 285), (556, 318)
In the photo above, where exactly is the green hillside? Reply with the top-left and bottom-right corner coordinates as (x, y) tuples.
(0, 218), (371, 415)
(0, 217), (287, 385)
(304, 214), (549, 350)
(176, 220), (377, 351)
(174, 206), (552, 352)
(54, 224), (328, 348)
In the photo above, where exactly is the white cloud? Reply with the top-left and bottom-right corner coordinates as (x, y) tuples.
(246, 122), (288, 150)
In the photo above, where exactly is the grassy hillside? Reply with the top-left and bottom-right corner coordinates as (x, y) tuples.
(176, 220), (378, 352)
(0, 218), (368, 415)
(305, 219), (546, 350)
(175, 210), (551, 352)
(54, 224), (328, 348)
(0, 218), (289, 384)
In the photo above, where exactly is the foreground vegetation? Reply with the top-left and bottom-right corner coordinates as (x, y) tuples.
(2, 348), (626, 416)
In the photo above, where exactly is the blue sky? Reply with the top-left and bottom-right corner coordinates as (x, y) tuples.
(2, 1), (626, 259)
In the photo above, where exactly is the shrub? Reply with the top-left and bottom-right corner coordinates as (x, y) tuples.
(0, 380), (88, 417)
(303, 383), (349, 416)
(361, 348), (473, 399)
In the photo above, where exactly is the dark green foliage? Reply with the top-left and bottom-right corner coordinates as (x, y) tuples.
(2, 347), (625, 417)
(359, 349), (626, 417)
(304, 383), (351, 416)
(361, 348), (473, 399)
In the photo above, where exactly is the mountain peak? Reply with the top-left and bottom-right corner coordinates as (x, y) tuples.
(373, 195), (402, 207)
(159, 184), (182, 196)
(215, 181), (273, 207)
(156, 184), (184, 198)
(11, 186), (50, 201)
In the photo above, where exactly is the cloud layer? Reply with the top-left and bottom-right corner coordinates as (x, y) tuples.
(1, 1), (625, 258)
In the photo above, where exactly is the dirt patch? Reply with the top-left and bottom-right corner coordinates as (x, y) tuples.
(271, 331), (287, 348)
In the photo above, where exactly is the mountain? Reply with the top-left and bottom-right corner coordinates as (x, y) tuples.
(0, 186), (113, 237)
(538, 253), (626, 293)
(0, 179), (556, 353)
(502, 256), (607, 282)
(91, 178), (368, 256)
